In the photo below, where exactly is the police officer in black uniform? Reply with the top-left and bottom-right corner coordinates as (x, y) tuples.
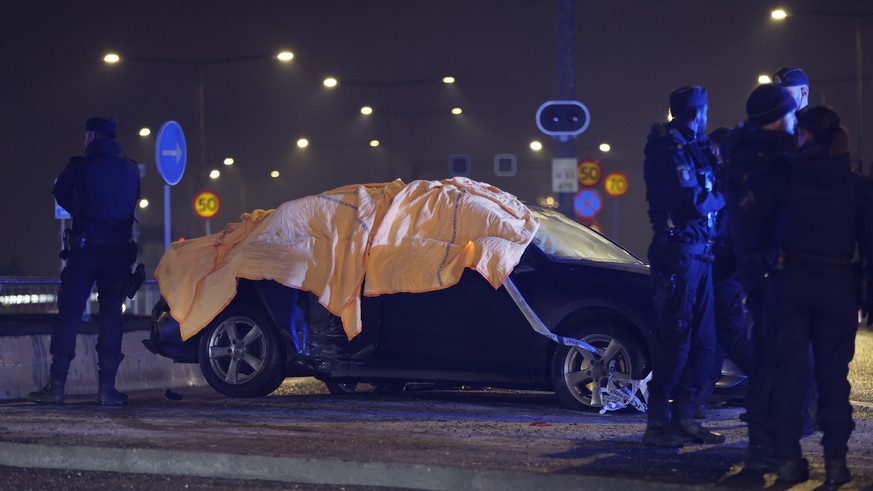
(721, 84), (797, 472)
(760, 106), (873, 484)
(28, 117), (140, 406)
(697, 127), (755, 420)
(643, 86), (726, 447)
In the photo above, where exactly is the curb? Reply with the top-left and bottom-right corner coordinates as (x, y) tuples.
(0, 442), (702, 491)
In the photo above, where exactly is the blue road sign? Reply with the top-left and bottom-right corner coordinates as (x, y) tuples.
(155, 121), (187, 186)
(574, 188), (602, 219)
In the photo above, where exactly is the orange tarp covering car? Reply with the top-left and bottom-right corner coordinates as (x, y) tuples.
(155, 177), (539, 341)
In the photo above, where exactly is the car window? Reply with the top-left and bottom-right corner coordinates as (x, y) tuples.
(530, 208), (643, 264)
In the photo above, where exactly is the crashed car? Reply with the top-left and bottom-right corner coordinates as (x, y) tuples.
(145, 179), (715, 411)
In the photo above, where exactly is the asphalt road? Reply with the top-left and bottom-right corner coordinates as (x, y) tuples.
(1, 328), (873, 490)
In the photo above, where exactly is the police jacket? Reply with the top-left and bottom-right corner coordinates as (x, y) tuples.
(53, 137), (140, 248)
(644, 120), (725, 245)
(774, 143), (873, 272)
(722, 125), (795, 264)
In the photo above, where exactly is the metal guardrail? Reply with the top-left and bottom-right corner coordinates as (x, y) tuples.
(0, 277), (161, 317)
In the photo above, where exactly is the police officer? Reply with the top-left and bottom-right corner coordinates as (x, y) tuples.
(643, 86), (726, 447)
(760, 106), (873, 484)
(773, 66), (810, 111)
(28, 117), (140, 406)
(697, 127), (754, 420)
(721, 84), (797, 471)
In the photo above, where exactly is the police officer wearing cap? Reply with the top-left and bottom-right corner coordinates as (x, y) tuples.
(722, 84), (797, 472)
(758, 106), (873, 484)
(643, 86), (726, 447)
(773, 66), (810, 111)
(28, 117), (140, 406)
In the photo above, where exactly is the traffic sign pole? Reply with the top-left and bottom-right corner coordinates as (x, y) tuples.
(155, 121), (187, 250)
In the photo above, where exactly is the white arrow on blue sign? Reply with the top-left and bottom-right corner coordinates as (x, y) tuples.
(155, 121), (187, 186)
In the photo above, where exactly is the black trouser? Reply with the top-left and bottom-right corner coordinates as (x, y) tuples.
(647, 244), (717, 423)
(701, 273), (754, 404)
(761, 269), (857, 461)
(50, 247), (132, 383)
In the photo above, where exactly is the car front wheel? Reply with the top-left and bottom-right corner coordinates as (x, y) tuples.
(198, 304), (286, 397)
(550, 323), (646, 411)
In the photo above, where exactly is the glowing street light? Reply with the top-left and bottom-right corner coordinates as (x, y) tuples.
(758, 74), (772, 84)
(599, 143), (611, 152)
(530, 140), (543, 151)
(103, 53), (120, 64)
(223, 157), (234, 166)
(209, 169), (220, 179)
(296, 138), (309, 148)
(361, 106), (373, 115)
(451, 107), (463, 115)
(139, 128), (151, 137)
(369, 139), (380, 147)
(139, 198), (149, 209)
(442, 76), (456, 84)
(270, 170), (280, 178)
(276, 51), (294, 62)
(323, 77), (338, 88)
(771, 8), (788, 20)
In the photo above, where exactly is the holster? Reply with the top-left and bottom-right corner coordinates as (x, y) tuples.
(117, 263), (146, 300)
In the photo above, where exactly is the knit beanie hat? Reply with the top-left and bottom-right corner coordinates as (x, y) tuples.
(746, 84), (797, 126)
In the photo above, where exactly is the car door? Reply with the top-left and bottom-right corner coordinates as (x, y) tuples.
(373, 267), (545, 376)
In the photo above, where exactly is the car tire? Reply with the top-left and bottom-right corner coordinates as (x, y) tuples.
(550, 323), (645, 411)
(323, 381), (405, 395)
(198, 303), (286, 398)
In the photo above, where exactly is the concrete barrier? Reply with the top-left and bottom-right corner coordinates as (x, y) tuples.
(0, 322), (205, 400)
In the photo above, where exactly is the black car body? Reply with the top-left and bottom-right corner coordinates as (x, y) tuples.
(146, 206), (738, 410)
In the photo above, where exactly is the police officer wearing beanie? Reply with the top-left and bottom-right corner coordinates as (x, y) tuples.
(759, 106), (873, 484)
(696, 127), (755, 420)
(28, 117), (140, 406)
(721, 84), (797, 472)
(643, 86), (726, 447)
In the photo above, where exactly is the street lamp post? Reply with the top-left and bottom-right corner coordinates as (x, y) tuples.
(103, 51), (294, 233)
(771, 9), (873, 171)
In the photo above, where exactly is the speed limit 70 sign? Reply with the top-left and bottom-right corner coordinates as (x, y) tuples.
(603, 172), (629, 197)
(193, 190), (221, 219)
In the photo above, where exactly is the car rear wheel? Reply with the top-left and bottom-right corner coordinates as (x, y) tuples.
(550, 323), (645, 411)
(198, 304), (286, 397)
(323, 381), (405, 395)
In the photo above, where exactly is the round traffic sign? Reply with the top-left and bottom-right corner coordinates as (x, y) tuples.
(193, 190), (221, 219)
(604, 172), (629, 197)
(155, 121), (187, 186)
(577, 160), (602, 187)
(574, 188), (602, 220)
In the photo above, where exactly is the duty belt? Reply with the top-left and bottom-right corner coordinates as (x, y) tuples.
(660, 241), (713, 256)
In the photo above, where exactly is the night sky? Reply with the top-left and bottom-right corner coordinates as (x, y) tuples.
(2, 0), (871, 276)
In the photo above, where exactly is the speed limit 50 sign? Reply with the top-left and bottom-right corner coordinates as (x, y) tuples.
(193, 190), (221, 219)
(577, 160), (602, 187)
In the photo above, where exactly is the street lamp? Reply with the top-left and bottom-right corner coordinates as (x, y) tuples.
(770, 8), (873, 169)
(758, 74), (772, 84)
(139, 128), (151, 137)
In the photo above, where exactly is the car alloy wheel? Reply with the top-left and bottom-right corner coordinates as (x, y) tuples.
(198, 304), (286, 397)
(550, 324), (645, 411)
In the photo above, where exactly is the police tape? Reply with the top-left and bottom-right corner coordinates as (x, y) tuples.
(502, 277), (647, 413)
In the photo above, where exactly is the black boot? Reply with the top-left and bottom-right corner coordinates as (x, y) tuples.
(775, 458), (809, 483)
(672, 419), (726, 444)
(825, 457), (852, 485)
(97, 383), (128, 406)
(643, 420), (685, 448)
(27, 380), (65, 405)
